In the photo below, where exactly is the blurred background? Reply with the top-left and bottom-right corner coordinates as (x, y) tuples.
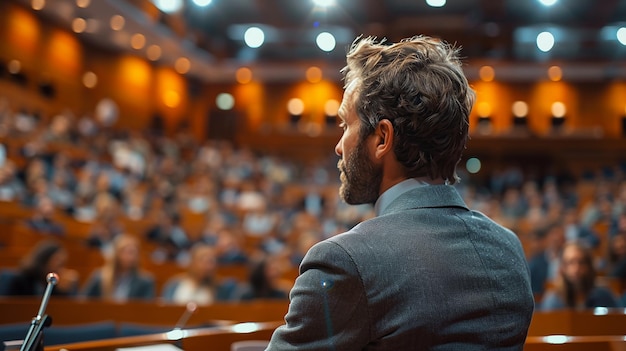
(0, 0), (626, 326)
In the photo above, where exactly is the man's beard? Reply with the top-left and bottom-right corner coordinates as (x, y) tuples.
(338, 142), (382, 205)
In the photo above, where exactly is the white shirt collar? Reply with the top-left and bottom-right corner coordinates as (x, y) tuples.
(374, 178), (430, 216)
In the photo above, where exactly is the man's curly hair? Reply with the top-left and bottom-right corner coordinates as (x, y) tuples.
(341, 35), (475, 184)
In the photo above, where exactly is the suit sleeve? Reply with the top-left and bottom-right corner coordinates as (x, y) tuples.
(266, 240), (370, 351)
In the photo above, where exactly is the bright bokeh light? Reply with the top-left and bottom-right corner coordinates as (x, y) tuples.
(236, 67), (253, 84)
(543, 335), (569, 345)
(617, 27), (626, 45)
(72, 18), (86, 33)
(76, 0), (90, 8)
(324, 99), (340, 116)
(130, 33), (146, 50)
(244, 27), (265, 48)
(426, 0), (446, 7)
(313, 0), (335, 6)
(548, 65), (562, 81)
(163, 90), (180, 108)
(537, 31), (555, 52)
(8, 60), (21, 74)
(147, 45), (162, 61)
(175, 57), (190, 74)
(110, 15), (125, 31)
(479, 66), (495, 82)
(191, 0), (212, 6)
(551, 102), (566, 118)
(287, 98), (305, 115)
(476, 102), (492, 118)
(306, 66), (322, 83)
(31, 0), (45, 10)
(316, 32), (336, 52)
(538, 0), (558, 6)
(82, 71), (97, 88)
(512, 101), (529, 117)
(216, 93), (235, 110)
(152, 0), (183, 13)
(466, 158), (481, 174)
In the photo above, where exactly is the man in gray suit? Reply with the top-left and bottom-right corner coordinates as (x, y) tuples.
(266, 36), (534, 350)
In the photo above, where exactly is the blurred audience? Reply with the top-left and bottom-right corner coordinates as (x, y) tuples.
(539, 241), (619, 310)
(5, 239), (78, 296)
(24, 196), (65, 236)
(82, 234), (155, 301)
(161, 243), (238, 305)
(237, 253), (289, 301)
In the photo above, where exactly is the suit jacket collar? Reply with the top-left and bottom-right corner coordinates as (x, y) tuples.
(380, 185), (468, 216)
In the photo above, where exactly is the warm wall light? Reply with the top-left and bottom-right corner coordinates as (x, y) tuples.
(548, 65), (562, 81)
(511, 101), (528, 127)
(175, 57), (190, 74)
(110, 15), (125, 31)
(324, 99), (339, 117)
(551, 101), (566, 129)
(163, 90), (180, 108)
(476, 102), (492, 118)
(306, 66), (322, 83)
(287, 98), (304, 116)
(479, 66), (495, 82)
(236, 67), (252, 84)
(146, 45), (161, 61)
(76, 0), (90, 8)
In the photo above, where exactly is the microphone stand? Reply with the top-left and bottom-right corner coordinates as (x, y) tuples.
(20, 273), (58, 351)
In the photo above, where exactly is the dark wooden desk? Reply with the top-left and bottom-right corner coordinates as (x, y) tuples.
(43, 321), (283, 351)
(0, 298), (288, 326)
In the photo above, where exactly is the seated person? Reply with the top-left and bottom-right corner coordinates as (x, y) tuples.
(25, 196), (65, 236)
(82, 234), (155, 301)
(5, 239), (78, 296)
(237, 253), (290, 301)
(161, 243), (238, 304)
(540, 241), (619, 310)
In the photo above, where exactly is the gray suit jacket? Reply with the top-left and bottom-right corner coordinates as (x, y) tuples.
(267, 185), (534, 350)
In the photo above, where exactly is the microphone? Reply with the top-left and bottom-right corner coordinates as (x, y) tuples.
(173, 302), (197, 330)
(36, 273), (58, 321)
(19, 273), (58, 351)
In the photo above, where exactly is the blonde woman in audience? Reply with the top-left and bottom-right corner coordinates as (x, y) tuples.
(540, 241), (619, 310)
(82, 234), (155, 301)
(161, 243), (238, 305)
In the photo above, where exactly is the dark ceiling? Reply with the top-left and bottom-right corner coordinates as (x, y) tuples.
(175, 0), (626, 63)
(12, 0), (626, 82)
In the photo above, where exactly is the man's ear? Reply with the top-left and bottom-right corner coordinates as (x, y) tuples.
(373, 119), (394, 159)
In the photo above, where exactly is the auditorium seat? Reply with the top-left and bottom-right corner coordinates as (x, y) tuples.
(0, 322), (29, 346)
(45, 320), (117, 345)
(0, 269), (16, 295)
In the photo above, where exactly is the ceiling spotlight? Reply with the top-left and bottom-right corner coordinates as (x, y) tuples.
(152, 0), (183, 14)
(538, 0), (558, 6)
(618, 27), (626, 46)
(244, 27), (265, 48)
(192, 0), (212, 6)
(426, 0), (446, 7)
(316, 32), (336, 52)
(536, 31), (555, 52)
(313, 0), (335, 7)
